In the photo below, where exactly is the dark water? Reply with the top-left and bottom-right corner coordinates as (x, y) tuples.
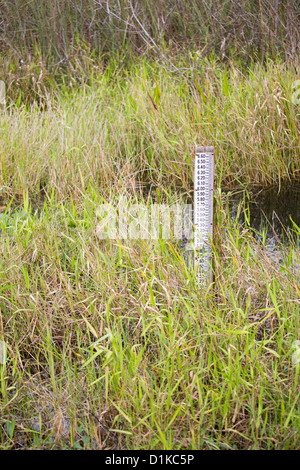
(226, 182), (300, 246)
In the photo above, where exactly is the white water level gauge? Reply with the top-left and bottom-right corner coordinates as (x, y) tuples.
(194, 146), (214, 286)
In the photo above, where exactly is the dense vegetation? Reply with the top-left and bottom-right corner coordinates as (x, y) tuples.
(0, 0), (299, 450)
(1, 0), (299, 62)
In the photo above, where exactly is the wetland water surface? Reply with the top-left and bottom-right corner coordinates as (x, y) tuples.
(225, 182), (300, 277)
(226, 182), (300, 247)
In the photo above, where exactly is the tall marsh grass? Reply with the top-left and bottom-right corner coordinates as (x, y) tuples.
(1, 0), (299, 63)
(0, 58), (299, 204)
(0, 4), (299, 449)
(0, 189), (299, 449)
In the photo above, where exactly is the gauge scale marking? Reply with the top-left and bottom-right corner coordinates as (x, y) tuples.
(194, 149), (214, 286)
